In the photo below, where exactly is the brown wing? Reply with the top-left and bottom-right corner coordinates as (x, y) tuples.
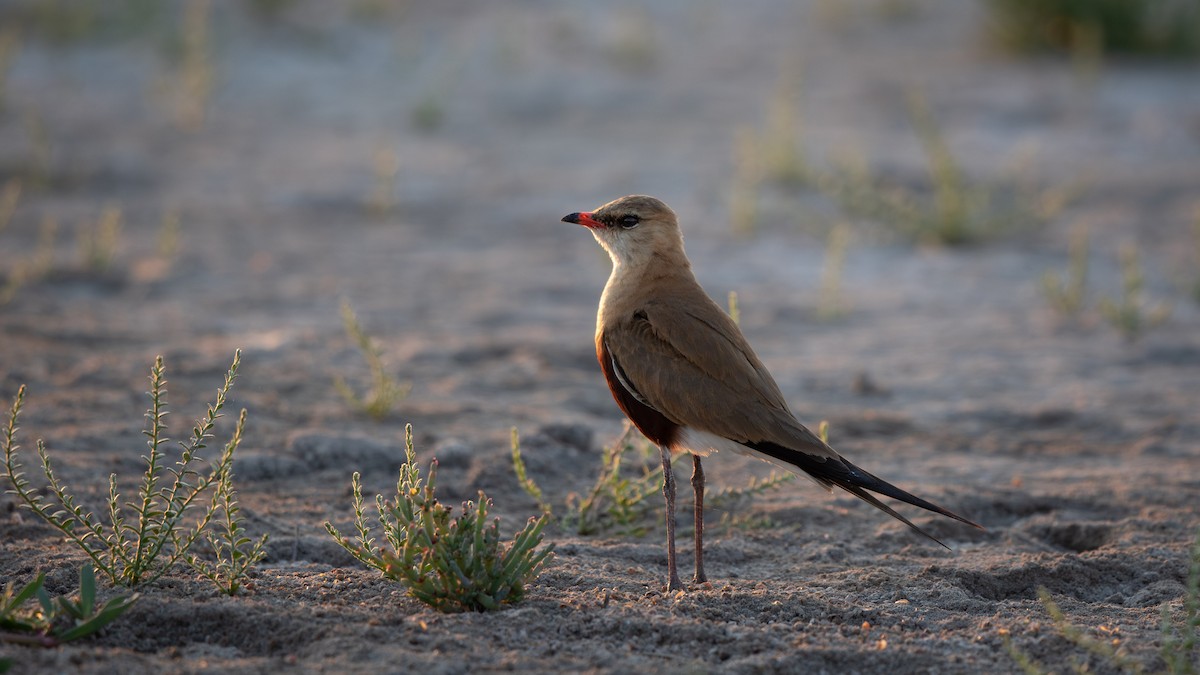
(596, 333), (679, 447)
(601, 292), (831, 457)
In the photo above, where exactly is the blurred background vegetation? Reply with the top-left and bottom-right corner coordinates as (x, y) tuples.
(987, 0), (1200, 58)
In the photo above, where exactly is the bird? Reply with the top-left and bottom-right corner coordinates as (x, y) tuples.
(562, 195), (982, 592)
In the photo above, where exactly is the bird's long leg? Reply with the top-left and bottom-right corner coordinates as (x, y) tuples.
(691, 454), (707, 584)
(659, 445), (684, 592)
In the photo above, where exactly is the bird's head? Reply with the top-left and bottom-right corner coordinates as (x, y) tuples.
(562, 195), (685, 269)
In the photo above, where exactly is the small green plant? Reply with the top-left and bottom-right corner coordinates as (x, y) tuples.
(816, 92), (1063, 246)
(908, 91), (973, 245)
(77, 204), (122, 272)
(334, 299), (410, 420)
(325, 424), (554, 612)
(411, 93), (445, 132)
(817, 222), (850, 320)
(0, 0), (168, 45)
(511, 426), (665, 535)
(0, 180), (19, 236)
(987, 0), (1200, 58)
(564, 426), (671, 537)
(246, 0), (302, 20)
(727, 290), (740, 326)
(173, 0), (213, 130)
(712, 421), (828, 532)
(761, 69), (809, 187)
(1099, 242), (1171, 341)
(1005, 587), (1147, 674)
(510, 424), (672, 537)
(1190, 214), (1200, 306)
(606, 7), (658, 73)
(711, 469), (797, 532)
(0, 181), (24, 304)
(367, 147), (399, 216)
(157, 208), (181, 259)
(2, 351), (248, 588)
(186, 462), (268, 596)
(508, 422), (667, 533)
(727, 63), (810, 227)
(0, 564), (139, 648)
(1042, 221), (1091, 318)
(510, 427), (551, 516)
(723, 66), (817, 237)
(0, 28), (18, 112)
(1006, 528), (1200, 674)
(23, 110), (50, 189)
(729, 126), (763, 237)
(0, 215), (56, 306)
(1161, 528), (1200, 674)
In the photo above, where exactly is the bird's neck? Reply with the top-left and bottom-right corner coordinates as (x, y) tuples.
(597, 249), (697, 330)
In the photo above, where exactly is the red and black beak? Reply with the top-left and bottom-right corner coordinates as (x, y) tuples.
(562, 211), (602, 229)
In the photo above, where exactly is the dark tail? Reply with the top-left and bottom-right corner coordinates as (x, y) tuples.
(745, 440), (984, 549)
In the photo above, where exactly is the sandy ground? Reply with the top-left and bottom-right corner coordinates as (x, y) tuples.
(1, 1), (1199, 673)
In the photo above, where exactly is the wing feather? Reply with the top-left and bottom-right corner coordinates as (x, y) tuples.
(602, 293), (831, 457)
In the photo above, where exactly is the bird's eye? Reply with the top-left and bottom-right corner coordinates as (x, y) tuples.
(619, 214), (640, 229)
